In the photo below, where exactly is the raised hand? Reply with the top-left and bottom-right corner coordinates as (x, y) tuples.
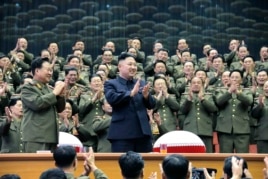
(142, 82), (150, 99)
(156, 90), (163, 100)
(203, 168), (216, 179)
(153, 112), (161, 125)
(188, 85), (193, 101)
(0, 82), (7, 96)
(198, 87), (205, 101)
(131, 78), (140, 97)
(53, 81), (65, 96)
(259, 94), (265, 107)
(72, 114), (79, 127)
(5, 107), (12, 123)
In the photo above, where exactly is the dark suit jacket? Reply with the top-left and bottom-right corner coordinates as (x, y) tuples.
(104, 76), (156, 140)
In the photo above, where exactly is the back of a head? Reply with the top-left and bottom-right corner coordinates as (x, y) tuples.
(223, 156), (248, 179)
(119, 151), (144, 179)
(0, 174), (20, 179)
(40, 168), (67, 179)
(162, 154), (189, 179)
(53, 145), (77, 168)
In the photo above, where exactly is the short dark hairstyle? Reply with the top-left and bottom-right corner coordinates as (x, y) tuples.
(0, 174), (21, 179)
(212, 54), (225, 63)
(157, 48), (169, 54)
(102, 48), (113, 55)
(206, 48), (217, 56)
(53, 145), (77, 168)
(118, 151), (144, 179)
(162, 154), (189, 179)
(183, 60), (195, 67)
(153, 75), (168, 87)
(73, 40), (84, 46)
(31, 57), (49, 75)
(154, 60), (166, 69)
(132, 37), (142, 45)
(40, 49), (51, 56)
(8, 95), (21, 107)
(66, 99), (79, 116)
(39, 168), (67, 179)
(90, 74), (103, 82)
(67, 55), (80, 63)
(65, 67), (78, 76)
(118, 52), (135, 62)
(257, 68), (268, 76)
(241, 55), (255, 63)
(180, 49), (191, 56)
(194, 69), (208, 77)
(229, 69), (243, 78)
(223, 156), (248, 178)
(237, 44), (248, 52)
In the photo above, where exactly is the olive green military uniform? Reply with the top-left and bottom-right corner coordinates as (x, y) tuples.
(79, 91), (105, 151)
(65, 168), (108, 179)
(92, 114), (111, 152)
(251, 97), (268, 153)
(215, 87), (253, 153)
(66, 83), (88, 105)
(153, 94), (180, 132)
(224, 51), (239, 68)
(180, 93), (218, 153)
(21, 80), (65, 152)
(0, 118), (23, 153)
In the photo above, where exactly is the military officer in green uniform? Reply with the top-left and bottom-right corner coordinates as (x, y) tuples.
(79, 74), (105, 151)
(180, 77), (218, 153)
(215, 70), (253, 153)
(152, 76), (180, 132)
(251, 81), (268, 153)
(0, 95), (23, 153)
(92, 98), (112, 152)
(63, 67), (87, 104)
(21, 57), (66, 153)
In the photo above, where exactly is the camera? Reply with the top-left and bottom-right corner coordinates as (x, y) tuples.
(192, 168), (217, 179)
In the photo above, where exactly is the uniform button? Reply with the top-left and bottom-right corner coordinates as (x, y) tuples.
(232, 114), (235, 117)
(163, 110), (166, 112)
(20, 150), (22, 153)
(197, 108), (200, 111)
(197, 117), (200, 120)
(197, 113), (200, 115)
(95, 112), (98, 114)
(164, 118), (166, 121)
(232, 109), (235, 112)
(233, 104), (236, 107)
(20, 144), (22, 146)
(163, 114), (166, 116)
(197, 103), (199, 106)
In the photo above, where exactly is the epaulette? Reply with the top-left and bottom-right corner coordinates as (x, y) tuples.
(29, 81), (42, 89)
(216, 86), (228, 89)
(75, 83), (87, 89)
(10, 94), (21, 99)
(48, 85), (54, 90)
(204, 92), (213, 95)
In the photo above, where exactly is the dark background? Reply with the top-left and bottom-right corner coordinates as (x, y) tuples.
(0, 0), (267, 60)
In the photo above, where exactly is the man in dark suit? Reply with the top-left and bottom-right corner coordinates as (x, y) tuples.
(21, 57), (66, 152)
(104, 52), (156, 152)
